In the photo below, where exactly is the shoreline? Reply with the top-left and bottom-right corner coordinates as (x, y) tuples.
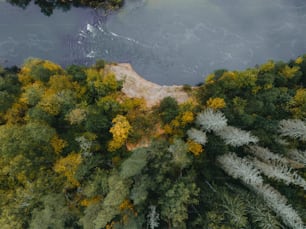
(107, 63), (192, 107)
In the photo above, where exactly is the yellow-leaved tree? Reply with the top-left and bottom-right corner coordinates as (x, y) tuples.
(280, 65), (300, 79)
(38, 89), (61, 115)
(259, 60), (275, 72)
(295, 56), (303, 64)
(187, 140), (203, 157)
(50, 134), (67, 154)
(53, 152), (82, 187)
(108, 115), (131, 152)
(289, 88), (306, 118)
(206, 97), (226, 110)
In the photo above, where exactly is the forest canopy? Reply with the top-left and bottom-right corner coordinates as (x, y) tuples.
(0, 56), (305, 228)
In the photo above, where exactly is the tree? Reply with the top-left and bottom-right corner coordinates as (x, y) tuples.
(108, 115), (131, 152)
(289, 89), (306, 118)
(120, 148), (148, 179)
(196, 108), (227, 132)
(53, 152), (82, 187)
(252, 158), (306, 189)
(168, 139), (191, 170)
(187, 140), (203, 157)
(280, 65), (300, 79)
(147, 205), (160, 229)
(7, 0), (123, 16)
(0, 91), (14, 113)
(66, 64), (87, 82)
(279, 119), (306, 141)
(206, 97), (226, 110)
(38, 89), (62, 115)
(158, 96), (179, 124)
(248, 145), (289, 165)
(20, 81), (45, 106)
(29, 194), (73, 229)
(217, 153), (304, 229)
(187, 128), (207, 145)
(50, 134), (67, 154)
(218, 153), (263, 186)
(92, 173), (130, 229)
(219, 191), (248, 228)
(65, 108), (87, 125)
(288, 149), (306, 166)
(159, 179), (199, 229)
(215, 126), (258, 147)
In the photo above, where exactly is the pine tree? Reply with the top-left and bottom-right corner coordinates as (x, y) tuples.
(288, 149), (306, 166)
(187, 128), (207, 145)
(279, 119), (306, 141)
(217, 153), (263, 186)
(220, 191), (248, 228)
(216, 126), (258, 147)
(217, 153), (305, 229)
(252, 158), (306, 190)
(196, 108), (227, 132)
(248, 145), (289, 165)
(257, 184), (304, 229)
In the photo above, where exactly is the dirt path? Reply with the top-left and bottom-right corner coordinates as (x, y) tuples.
(108, 63), (190, 107)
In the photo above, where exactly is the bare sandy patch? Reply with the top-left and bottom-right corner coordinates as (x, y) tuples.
(107, 63), (190, 107)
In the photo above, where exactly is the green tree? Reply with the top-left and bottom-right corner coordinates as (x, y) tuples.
(29, 194), (75, 229)
(158, 96), (179, 124)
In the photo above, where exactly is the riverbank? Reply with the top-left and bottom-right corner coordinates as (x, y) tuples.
(107, 63), (191, 107)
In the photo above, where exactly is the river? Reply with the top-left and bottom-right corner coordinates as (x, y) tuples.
(1, 0), (306, 85)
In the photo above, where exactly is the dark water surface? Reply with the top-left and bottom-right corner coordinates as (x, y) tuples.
(1, 0), (306, 85)
(0, 1), (92, 66)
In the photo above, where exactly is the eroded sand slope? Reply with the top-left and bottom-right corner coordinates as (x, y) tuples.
(108, 63), (190, 107)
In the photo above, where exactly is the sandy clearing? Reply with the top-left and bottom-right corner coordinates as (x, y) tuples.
(108, 63), (190, 107)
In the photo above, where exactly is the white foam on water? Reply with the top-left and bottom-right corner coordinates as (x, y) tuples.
(70, 0), (306, 85)
(86, 50), (96, 58)
(86, 24), (95, 33)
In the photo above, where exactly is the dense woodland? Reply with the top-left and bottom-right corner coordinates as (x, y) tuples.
(0, 56), (306, 228)
(6, 0), (123, 16)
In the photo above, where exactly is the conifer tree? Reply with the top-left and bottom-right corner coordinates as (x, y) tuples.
(279, 119), (306, 141)
(196, 108), (227, 132)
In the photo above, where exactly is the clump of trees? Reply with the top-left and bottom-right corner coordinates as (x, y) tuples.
(7, 0), (123, 16)
(0, 56), (305, 228)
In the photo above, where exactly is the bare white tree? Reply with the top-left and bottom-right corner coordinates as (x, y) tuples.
(288, 149), (306, 166)
(217, 152), (263, 186)
(217, 153), (305, 229)
(248, 145), (289, 165)
(256, 184), (304, 229)
(196, 108), (227, 132)
(252, 158), (306, 190)
(147, 205), (159, 229)
(279, 119), (306, 141)
(216, 126), (258, 147)
(187, 128), (207, 145)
